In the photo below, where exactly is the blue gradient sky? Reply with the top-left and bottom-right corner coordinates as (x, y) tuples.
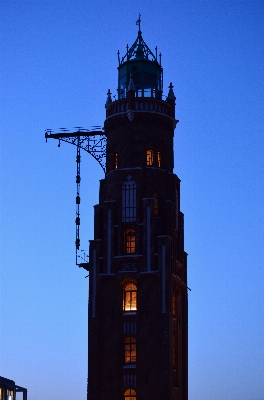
(1, 1), (263, 399)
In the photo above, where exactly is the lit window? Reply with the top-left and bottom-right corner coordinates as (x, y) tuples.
(124, 388), (136, 400)
(146, 150), (153, 165)
(112, 152), (118, 169)
(7, 391), (13, 400)
(154, 193), (158, 216)
(125, 228), (135, 254)
(124, 335), (137, 364)
(115, 153), (118, 169)
(123, 283), (137, 311)
(122, 176), (136, 222)
(157, 151), (161, 167)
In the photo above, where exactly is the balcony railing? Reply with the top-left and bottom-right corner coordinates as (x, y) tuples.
(123, 314), (137, 335)
(106, 97), (172, 119)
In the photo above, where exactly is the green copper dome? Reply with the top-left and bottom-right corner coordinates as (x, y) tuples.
(117, 17), (163, 100)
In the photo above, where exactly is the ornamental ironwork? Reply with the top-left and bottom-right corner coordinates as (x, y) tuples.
(45, 128), (106, 172)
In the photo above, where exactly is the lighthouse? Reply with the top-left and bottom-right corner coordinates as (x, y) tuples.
(87, 19), (188, 400)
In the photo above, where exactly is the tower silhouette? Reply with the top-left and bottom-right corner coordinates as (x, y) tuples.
(88, 20), (188, 400)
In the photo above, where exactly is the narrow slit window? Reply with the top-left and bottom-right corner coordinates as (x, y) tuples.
(125, 228), (136, 254)
(154, 193), (159, 216)
(112, 151), (118, 169)
(114, 153), (118, 169)
(172, 288), (177, 317)
(157, 151), (161, 167)
(146, 150), (154, 166)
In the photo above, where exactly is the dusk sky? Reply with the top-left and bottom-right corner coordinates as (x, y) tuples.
(1, 1), (264, 399)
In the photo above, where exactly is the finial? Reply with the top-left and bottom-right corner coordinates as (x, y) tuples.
(128, 74), (136, 92)
(136, 13), (141, 32)
(167, 83), (176, 100)
(105, 89), (112, 108)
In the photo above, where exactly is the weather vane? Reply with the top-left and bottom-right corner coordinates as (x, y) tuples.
(136, 13), (141, 31)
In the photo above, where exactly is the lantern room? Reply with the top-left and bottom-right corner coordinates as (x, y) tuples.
(117, 18), (163, 100)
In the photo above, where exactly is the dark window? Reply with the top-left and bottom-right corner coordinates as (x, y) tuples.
(114, 226), (118, 256)
(154, 193), (159, 216)
(124, 228), (136, 254)
(172, 290), (177, 317)
(124, 335), (137, 364)
(123, 283), (137, 311)
(122, 176), (136, 222)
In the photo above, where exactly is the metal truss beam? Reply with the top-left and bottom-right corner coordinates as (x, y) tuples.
(45, 130), (106, 172)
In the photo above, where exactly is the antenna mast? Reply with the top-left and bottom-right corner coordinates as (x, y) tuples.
(75, 138), (81, 263)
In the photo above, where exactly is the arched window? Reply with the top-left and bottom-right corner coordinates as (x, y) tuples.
(124, 335), (137, 364)
(124, 388), (136, 400)
(122, 176), (136, 222)
(123, 283), (137, 311)
(146, 149), (153, 166)
(154, 192), (159, 216)
(157, 151), (161, 167)
(124, 228), (135, 254)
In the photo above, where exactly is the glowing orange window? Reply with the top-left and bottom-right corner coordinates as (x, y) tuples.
(124, 388), (136, 400)
(157, 151), (161, 167)
(146, 150), (153, 166)
(123, 283), (137, 311)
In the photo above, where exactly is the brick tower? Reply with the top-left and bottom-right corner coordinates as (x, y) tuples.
(88, 20), (188, 400)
